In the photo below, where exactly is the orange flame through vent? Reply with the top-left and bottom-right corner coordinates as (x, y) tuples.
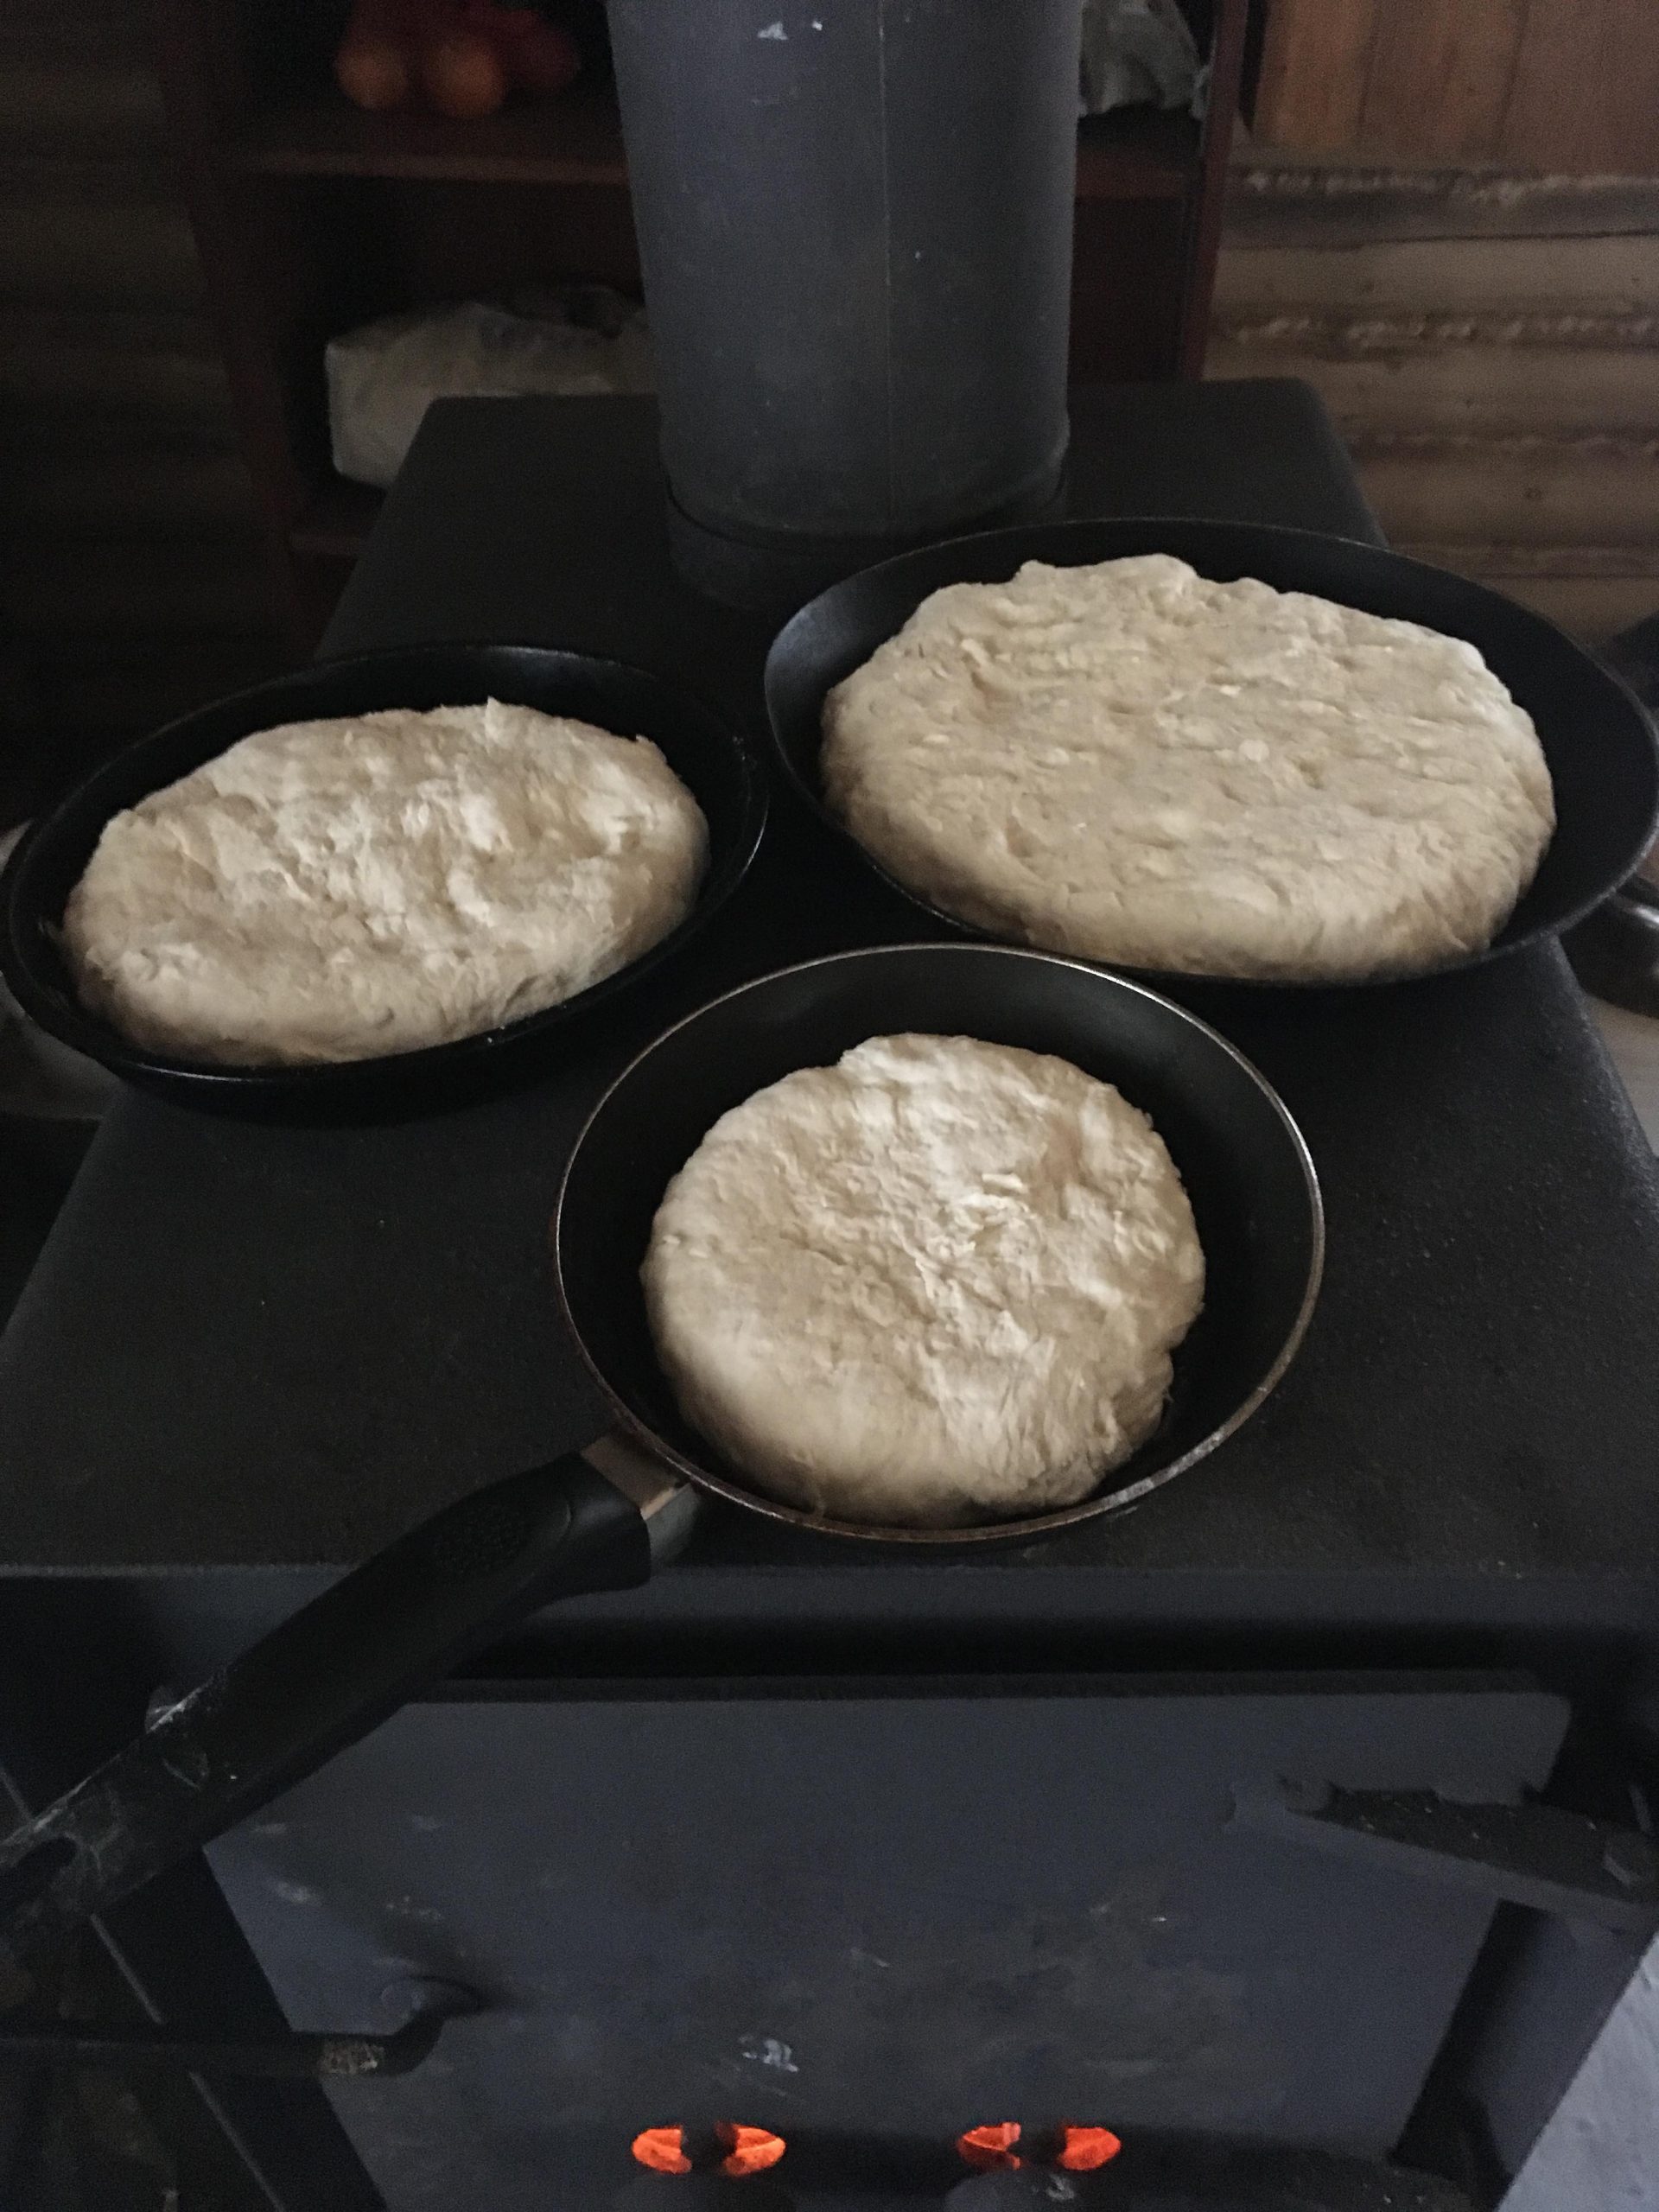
(957, 2123), (1023, 2171)
(717, 2123), (788, 2177)
(631, 2126), (692, 2175)
(1054, 2126), (1122, 2172)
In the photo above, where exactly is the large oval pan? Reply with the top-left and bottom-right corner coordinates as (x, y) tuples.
(0, 945), (1319, 1975)
(766, 517), (1659, 984)
(0, 644), (769, 1121)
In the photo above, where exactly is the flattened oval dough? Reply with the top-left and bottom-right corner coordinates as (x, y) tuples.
(823, 555), (1555, 981)
(642, 1033), (1205, 1528)
(64, 699), (708, 1065)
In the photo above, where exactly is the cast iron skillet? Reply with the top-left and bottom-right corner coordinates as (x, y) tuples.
(766, 516), (1659, 983)
(0, 944), (1320, 1980)
(0, 644), (768, 1121)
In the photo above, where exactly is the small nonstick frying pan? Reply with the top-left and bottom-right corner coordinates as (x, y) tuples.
(0, 644), (768, 1122)
(0, 944), (1321, 1991)
(766, 516), (1659, 984)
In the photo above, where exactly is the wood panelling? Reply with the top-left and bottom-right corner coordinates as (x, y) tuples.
(0, 60), (163, 153)
(1357, 0), (1527, 164)
(0, 543), (271, 636)
(1208, 321), (1659, 437)
(1226, 159), (1659, 245)
(6, 448), (260, 539)
(0, 16), (279, 829)
(0, 308), (237, 425)
(1350, 430), (1659, 545)
(1215, 137), (1659, 642)
(1249, 0), (1377, 154)
(1502, 0), (1659, 175)
(0, 175), (205, 306)
(1255, 0), (1659, 173)
(1212, 234), (1659, 315)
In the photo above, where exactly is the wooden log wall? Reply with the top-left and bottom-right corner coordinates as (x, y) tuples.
(1212, 154), (1659, 641)
(0, 3), (279, 830)
(1253, 0), (1659, 173)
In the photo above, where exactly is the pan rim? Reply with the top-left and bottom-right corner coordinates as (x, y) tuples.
(764, 513), (1659, 989)
(551, 939), (1325, 1548)
(0, 640), (770, 1101)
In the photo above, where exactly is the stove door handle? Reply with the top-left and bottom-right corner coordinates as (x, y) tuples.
(0, 1452), (652, 2007)
(1231, 1777), (1659, 1934)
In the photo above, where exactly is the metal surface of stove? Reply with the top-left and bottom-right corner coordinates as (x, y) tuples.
(203, 1678), (1560, 2209)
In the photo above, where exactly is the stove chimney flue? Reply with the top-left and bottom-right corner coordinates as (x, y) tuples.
(607, 0), (1083, 608)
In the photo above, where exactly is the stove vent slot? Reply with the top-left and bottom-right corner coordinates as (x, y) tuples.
(957, 2124), (1122, 2176)
(620, 2123), (793, 2209)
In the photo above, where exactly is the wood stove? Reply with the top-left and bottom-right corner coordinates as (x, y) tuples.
(0, 386), (1656, 2212)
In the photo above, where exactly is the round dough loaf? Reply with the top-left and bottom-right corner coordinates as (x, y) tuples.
(63, 699), (708, 1065)
(822, 555), (1555, 982)
(642, 1033), (1205, 1528)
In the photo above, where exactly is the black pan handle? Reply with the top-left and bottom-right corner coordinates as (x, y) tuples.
(0, 1454), (652, 2005)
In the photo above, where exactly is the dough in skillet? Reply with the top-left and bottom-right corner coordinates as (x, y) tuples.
(822, 555), (1554, 982)
(63, 699), (708, 1064)
(642, 1033), (1205, 1528)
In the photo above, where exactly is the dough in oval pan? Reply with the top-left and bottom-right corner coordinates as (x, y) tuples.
(822, 555), (1555, 982)
(642, 1033), (1205, 1529)
(64, 698), (708, 1065)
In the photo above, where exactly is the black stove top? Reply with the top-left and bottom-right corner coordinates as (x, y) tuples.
(3, 385), (1657, 1649)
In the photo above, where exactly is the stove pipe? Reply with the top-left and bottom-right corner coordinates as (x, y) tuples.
(607, 0), (1083, 607)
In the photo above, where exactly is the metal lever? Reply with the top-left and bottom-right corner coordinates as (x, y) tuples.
(1232, 1778), (1659, 1934)
(0, 1978), (480, 2081)
(0, 1457), (650, 2005)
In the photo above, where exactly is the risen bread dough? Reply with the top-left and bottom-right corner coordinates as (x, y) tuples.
(823, 555), (1555, 982)
(64, 700), (708, 1065)
(642, 1033), (1205, 1528)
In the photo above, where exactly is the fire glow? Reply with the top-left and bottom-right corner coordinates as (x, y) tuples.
(631, 2126), (692, 2176)
(956, 2122), (1123, 2174)
(629, 2124), (787, 2178)
(1054, 2126), (1122, 2171)
(716, 2124), (787, 2177)
(956, 2123), (1023, 2171)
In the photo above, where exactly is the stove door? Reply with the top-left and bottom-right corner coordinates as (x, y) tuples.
(205, 1673), (1566, 2210)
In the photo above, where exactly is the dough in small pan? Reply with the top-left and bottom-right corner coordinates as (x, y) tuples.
(642, 1033), (1205, 1528)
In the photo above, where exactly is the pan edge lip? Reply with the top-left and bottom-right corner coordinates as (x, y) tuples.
(0, 641), (771, 1103)
(552, 939), (1325, 1549)
(765, 513), (1659, 986)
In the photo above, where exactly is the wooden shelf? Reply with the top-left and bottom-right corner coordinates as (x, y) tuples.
(289, 478), (381, 560)
(234, 86), (1195, 200)
(1076, 107), (1197, 199)
(232, 81), (628, 186)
